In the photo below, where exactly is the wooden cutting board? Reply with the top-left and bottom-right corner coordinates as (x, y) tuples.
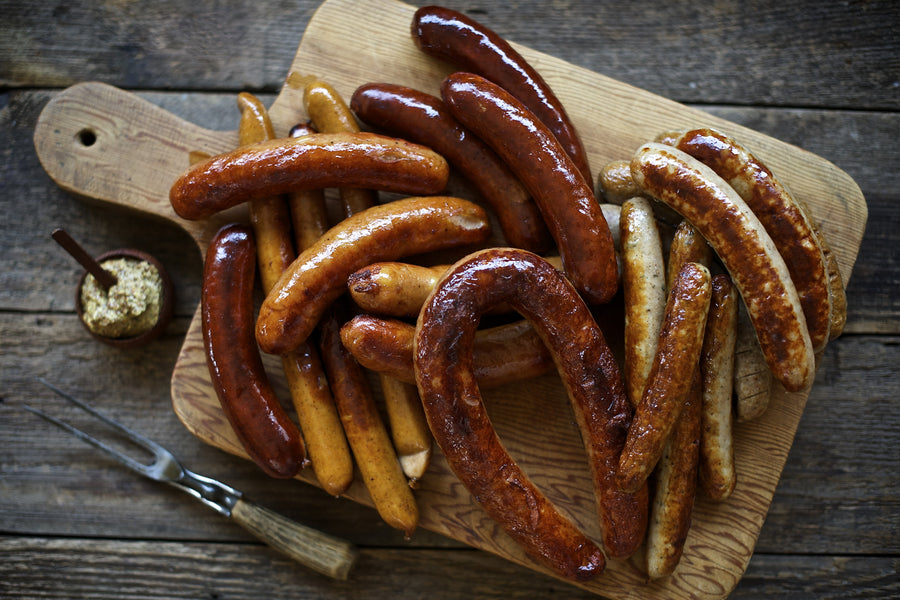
(33, 0), (867, 597)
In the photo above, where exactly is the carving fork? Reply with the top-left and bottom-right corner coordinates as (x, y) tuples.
(25, 378), (357, 580)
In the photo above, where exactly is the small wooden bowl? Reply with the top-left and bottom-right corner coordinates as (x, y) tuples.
(75, 248), (175, 349)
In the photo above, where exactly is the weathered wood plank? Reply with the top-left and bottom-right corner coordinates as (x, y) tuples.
(1, 537), (897, 600)
(1, 1), (897, 110)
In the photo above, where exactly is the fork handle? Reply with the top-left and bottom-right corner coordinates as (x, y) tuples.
(230, 498), (357, 580)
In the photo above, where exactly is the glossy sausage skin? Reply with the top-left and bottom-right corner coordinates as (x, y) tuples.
(256, 196), (491, 355)
(340, 314), (554, 388)
(415, 248), (647, 577)
(617, 261), (711, 494)
(351, 82), (551, 252)
(169, 132), (449, 220)
(631, 143), (815, 393)
(201, 224), (307, 479)
(442, 72), (617, 304)
(665, 128), (832, 351)
(411, 5), (592, 186)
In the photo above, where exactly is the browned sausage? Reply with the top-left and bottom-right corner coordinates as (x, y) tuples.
(645, 367), (702, 579)
(699, 273), (738, 500)
(318, 305), (419, 537)
(340, 314), (554, 388)
(304, 80), (379, 218)
(441, 72), (617, 304)
(415, 248), (647, 577)
(169, 132), (449, 220)
(350, 82), (551, 252)
(240, 102), (353, 496)
(664, 128), (832, 352)
(201, 224), (307, 479)
(255, 196), (491, 355)
(411, 5), (593, 187)
(617, 261), (711, 494)
(286, 122), (331, 254)
(631, 142), (815, 393)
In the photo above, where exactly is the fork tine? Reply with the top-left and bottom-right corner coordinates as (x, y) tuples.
(30, 378), (173, 480)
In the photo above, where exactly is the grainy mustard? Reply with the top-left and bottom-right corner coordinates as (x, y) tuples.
(80, 257), (162, 338)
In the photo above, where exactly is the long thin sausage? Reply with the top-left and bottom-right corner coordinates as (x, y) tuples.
(441, 72), (617, 304)
(411, 5), (593, 186)
(415, 248), (646, 576)
(631, 142), (815, 393)
(169, 132), (449, 220)
(256, 196), (491, 355)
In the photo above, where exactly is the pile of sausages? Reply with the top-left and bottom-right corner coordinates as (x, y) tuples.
(168, 5), (846, 584)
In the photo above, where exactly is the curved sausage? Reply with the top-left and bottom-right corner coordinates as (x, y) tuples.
(631, 142), (815, 393)
(350, 82), (551, 253)
(620, 197), (667, 408)
(441, 72), (617, 304)
(411, 5), (592, 187)
(617, 261), (711, 494)
(256, 196), (491, 355)
(340, 314), (554, 388)
(169, 132), (449, 220)
(201, 224), (307, 479)
(664, 128), (832, 352)
(415, 248), (647, 577)
(304, 80), (379, 218)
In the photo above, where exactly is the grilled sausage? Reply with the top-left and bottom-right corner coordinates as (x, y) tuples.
(169, 132), (449, 220)
(350, 82), (551, 252)
(201, 224), (307, 479)
(441, 72), (617, 304)
(411, 5), (592, 186)
(631, 143), (815, 393)
(378, 374), (432, 487)
(340, 314), (554, 388)
(617, 261), (711, 494)
(256, 196), (491, 355)
(620, 197), (667, 408)
(415, 248), (647, 576)
(663, 128), (832, 352)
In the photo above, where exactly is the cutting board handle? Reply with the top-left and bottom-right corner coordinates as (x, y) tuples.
(33, 81), (240, 247)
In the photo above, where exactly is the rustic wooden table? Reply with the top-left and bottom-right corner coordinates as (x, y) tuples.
(2, 1), (898, 598)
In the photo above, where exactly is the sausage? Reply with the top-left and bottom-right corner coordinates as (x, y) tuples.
(286, 122), (331, 254)
(347, 256), (565, 319)
(350, 82), (552, 253)
(597, 160), (683, 227)
(441, 72), (617, 305)
(378, 374), (432, 487)
(415, 248), (647, 576)
(620, 197), (667, 408)
(240, 101), (354, 496)
(644, 367), (702, 579)
(255, 196), (491, 355)
(631, 142), (815, 393)
(699, 274), (738, 501)
(304, 80), (379, 218)
(666, 220), (712, 287)
(617, 261), (711, 494)
(411, 5), (593, 187)
(201, 224), (307, 479)
(340, 315), (554, 388)
(318, 305), (419, 537)
(169, 132), (449, 220)
(664, 128), (832, 352)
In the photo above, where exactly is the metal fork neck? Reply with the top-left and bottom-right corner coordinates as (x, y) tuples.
(169, 468), (242, 517)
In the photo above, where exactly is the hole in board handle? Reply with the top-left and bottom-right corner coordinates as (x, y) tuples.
(77, 129), (97, 147)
